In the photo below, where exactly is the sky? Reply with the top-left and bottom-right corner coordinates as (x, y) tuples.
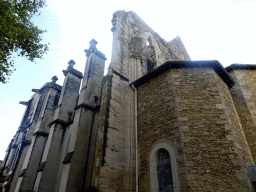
(0, 0), (256, 160)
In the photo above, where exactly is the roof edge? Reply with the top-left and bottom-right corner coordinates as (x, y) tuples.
(130, 60), (235, 89)
(225, 64), (256, 72)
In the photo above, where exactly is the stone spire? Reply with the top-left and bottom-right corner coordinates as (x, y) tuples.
(68, 60), (75, 69)
(84, 39), (98, 57)
(89, 39), (98, 48)
(84, 39), (106, 60)
(50, 76), (58, 87)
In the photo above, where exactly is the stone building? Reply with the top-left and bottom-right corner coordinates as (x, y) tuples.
(2, 10), (256, 192)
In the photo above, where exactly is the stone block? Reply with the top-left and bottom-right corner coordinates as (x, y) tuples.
(232, 159), (243, 167)
(226, 135), (235, 141)
(178, 117), (188, 121)
(179, 167), (189, 174)
(216, 104), (225, 109)
(225, 124), (232, 131)
(186, 174), (195, 180)
(236, 172), (247, 180)
(171, 74), (179, 78)
(180, 126), (189, 131)
(184, 161), (193, 167)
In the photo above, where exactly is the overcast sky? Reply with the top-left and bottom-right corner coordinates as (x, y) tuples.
(0, 0), (256, 159)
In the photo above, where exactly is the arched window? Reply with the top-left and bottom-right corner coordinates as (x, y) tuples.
(146, 37), (156, 72)
(142, 32), (164, 70)
(146, 39), (150, 46)
(157, 149), (174, 192)
(149, 142), (180, 192)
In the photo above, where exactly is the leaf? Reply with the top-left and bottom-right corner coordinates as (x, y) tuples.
(0, 0), (48, 83)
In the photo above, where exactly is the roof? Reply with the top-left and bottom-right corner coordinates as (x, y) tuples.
(130, 60), (235, 89)
(225, 64), (256, 72)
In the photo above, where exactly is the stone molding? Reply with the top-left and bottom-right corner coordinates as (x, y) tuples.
(19, 168), (26, 177)
(37, 161), (46, 172)
(18, 127), (27, 132)
(19, 101), (28, 106)
(22, 140), (31, 145)
(32, 89), (41, 93)
(33, 131), (49, 137)
(62, 68), (83, 79)
(74, 103), (100, 112)
(112, 69), (129, 81)
(49, 119), (71, 126)
(63, 151), (74, 164)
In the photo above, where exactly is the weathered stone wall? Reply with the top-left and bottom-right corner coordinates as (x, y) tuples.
(92, 11), (191, 192)
(4, 85), (56, 192)
(168, 36), (190, 61)
(5, 10), (256, 192)
(216, 72), (254, 168)
(33, 66), (82, 192)
(110, 10), (190, 81)
(137, 67), (254, 191)
(58, 42), (106, 192)
(25, 91), (45, 142)
(229, 69), (256, 162)
(14, 85), (61, 192)
(137, 69), (179, 191)
(92, 71), (135, 191)
(92, 74), (113, 187)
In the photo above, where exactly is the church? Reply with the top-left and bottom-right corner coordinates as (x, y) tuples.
(2, 10), (256, 192)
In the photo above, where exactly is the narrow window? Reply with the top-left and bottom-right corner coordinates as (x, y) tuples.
(146, 37), (156, 72)
(157, 149), (174, 192)
(146, 39), (150, 46)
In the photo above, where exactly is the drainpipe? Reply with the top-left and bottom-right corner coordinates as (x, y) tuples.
(131, 84), (138, 192)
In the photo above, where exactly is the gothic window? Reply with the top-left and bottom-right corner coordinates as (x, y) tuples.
(146, 39), (150, 46)
(157, 149), (174, 192)
(146, 37), (156, 72)
(149, 142), (180, 192)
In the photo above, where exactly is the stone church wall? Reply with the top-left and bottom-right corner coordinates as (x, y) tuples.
(229, 69), (256, 163)
(137, 69), (179, 191)
(216, 72), (254, 167)
(92, 70), (135, 191)
(92, 11), (191, 191)
(137, 67), (254, 191)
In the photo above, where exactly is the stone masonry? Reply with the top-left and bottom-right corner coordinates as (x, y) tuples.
(2, 10), (256, 192)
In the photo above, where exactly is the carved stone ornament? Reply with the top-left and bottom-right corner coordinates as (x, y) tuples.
(62, 70), (68, 76)
(50, 76), (58, 87)
(19, 101), (28, 106)
(68, 60), (76, 68)
(31, 89), (40, 93)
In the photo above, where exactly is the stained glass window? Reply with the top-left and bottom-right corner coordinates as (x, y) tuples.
(157, 149), (174, 192)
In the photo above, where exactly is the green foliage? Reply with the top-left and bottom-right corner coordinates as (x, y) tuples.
(0, 0), (49, 83)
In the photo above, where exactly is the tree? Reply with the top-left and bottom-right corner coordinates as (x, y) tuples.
(0, 0), (49, 84)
